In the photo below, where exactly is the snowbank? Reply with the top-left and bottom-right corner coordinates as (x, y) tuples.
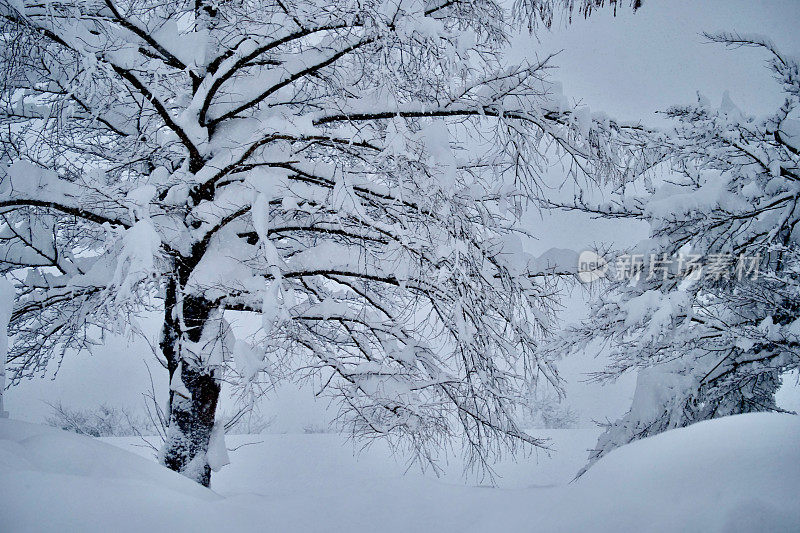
(1, 414), (798, 532)
(560, 413), (800, 532)
(0, 419), (219, 532)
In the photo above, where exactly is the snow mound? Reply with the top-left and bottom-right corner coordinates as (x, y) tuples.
(1, 414), (798, 532)
(0, 419), (219, 532)
(572, 413), (800, 532)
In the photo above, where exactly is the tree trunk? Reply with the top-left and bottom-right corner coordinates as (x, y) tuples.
(159, 289), (221, 487)
(161, 363), (221, 486)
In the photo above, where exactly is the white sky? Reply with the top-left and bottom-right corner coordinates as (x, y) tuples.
(519, 0), (800, 121)
(6, 0), (800, 427)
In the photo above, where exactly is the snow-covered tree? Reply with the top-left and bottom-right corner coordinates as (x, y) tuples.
(547, 34), (800, 475)
(0, 0), (641, 485)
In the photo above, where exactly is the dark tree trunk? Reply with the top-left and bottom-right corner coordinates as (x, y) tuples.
(159, 286), (221, 487)
(160, 278), (180, 423)
(161, 363), (221, 487)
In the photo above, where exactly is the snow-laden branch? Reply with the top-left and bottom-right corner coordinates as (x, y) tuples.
(0, 0), (644, 483)
(546, 36), (800, 477)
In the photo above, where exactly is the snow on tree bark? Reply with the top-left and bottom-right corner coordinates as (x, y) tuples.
(160, 294), (222, 486)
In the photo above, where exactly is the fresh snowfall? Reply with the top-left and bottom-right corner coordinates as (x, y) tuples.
(1, 0), (799, 531)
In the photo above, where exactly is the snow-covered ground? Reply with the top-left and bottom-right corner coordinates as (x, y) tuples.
(2, 413), (798, 532)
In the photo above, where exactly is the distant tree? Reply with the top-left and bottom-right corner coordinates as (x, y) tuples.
(45, 402), (155, 437)
(0, 0), (641, 485)
(546, 34), (800, 475)
(522, 391), (578, 429)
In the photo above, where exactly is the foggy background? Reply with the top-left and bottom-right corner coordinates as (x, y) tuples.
(7, 0), (800, 431)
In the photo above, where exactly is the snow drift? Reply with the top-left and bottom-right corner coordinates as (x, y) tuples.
(1, 413), (798, 532)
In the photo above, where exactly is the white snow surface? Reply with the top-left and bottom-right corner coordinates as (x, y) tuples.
(1, 413), (798, 532)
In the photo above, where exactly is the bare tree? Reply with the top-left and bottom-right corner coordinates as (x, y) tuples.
(0, 0), (641, 485)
